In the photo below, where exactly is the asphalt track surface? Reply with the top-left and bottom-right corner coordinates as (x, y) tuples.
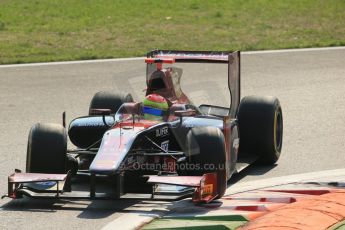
(0, 47), (345, 229)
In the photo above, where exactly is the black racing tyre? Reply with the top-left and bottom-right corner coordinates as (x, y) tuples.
(183, 127), (227, 199)
(237, 96), (283, 165)
(89, 91), (133, 115)
(26, 123), (67, 173)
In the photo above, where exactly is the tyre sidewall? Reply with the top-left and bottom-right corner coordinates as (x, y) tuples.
(26, 123), (67, 173)
(185, 127), (227, 199)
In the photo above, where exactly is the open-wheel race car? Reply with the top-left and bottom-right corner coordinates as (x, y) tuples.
(3, 50), (283, 203)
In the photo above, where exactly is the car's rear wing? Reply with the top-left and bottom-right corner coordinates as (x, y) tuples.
(147, 50), (230, 63)
(146, 50), (241, 118)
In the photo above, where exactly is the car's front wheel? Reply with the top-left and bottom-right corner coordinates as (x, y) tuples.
(26, 123), (67, 173)
(181, 126), (227, 199)
(237, 95), (283, 165)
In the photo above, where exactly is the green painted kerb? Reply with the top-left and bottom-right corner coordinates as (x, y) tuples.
(330, 219), (345, 230)
(142, 215), (248, 230)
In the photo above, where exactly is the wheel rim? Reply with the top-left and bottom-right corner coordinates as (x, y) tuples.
(274, 109), (283, 152)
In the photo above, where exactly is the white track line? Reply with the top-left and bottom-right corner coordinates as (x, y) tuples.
(0, 57), (145, 68)
(227, 168), (345, 195)
(243, 46), (345, 54)
(0, 46), (344, 68)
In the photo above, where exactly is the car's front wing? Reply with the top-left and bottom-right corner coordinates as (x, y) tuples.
(2, 170), (218, 203)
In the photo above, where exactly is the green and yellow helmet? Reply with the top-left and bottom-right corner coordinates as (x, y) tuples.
(143, 94), (168, 121)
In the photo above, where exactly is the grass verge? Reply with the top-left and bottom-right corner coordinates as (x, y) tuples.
(0, 0), (344, 64)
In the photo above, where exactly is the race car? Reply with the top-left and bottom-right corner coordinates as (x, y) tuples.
(2, 50), (283, 203)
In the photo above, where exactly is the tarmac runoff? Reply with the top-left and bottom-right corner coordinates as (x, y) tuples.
(1, 46), (344, 229)
(103, 168), (345, 230)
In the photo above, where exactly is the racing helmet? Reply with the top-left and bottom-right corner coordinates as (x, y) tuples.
(142, 94), (168, 121)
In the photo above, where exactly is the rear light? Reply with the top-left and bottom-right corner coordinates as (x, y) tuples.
(145, 58), (175, 64)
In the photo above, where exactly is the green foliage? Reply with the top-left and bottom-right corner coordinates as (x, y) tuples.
(0, 0), (344, 64)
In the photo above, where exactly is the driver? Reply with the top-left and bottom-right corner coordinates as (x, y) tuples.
(142, 94), (169, 121)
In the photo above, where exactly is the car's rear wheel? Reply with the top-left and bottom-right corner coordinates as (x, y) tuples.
(89, 91), (133, 115)
(182, 127), (227, 199)
(237, 96), (283, 165)
(26, 123), (67, 173)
